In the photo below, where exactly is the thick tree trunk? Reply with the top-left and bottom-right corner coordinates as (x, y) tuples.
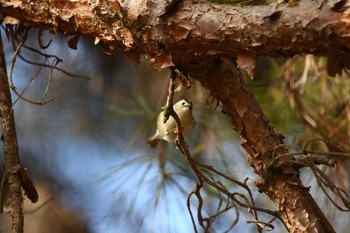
(0, 0), (347, 232)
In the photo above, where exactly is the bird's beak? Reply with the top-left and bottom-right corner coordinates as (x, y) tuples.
(184, 99), (193, 110)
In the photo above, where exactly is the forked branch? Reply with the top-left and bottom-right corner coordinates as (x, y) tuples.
(164, 69), (282, 232)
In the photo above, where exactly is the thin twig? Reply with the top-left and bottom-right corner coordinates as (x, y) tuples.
(9, 29), (53, 105)
(24, 197), (53, 215)
(164, 69), (282, 232)
(268, 139), (350, 211)
(187, 189), (199, 233)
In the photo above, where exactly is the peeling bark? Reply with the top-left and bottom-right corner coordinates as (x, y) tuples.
(179, 56), (335, 233)
(0, 0), (347, 232)
(1, 0), (350, 68)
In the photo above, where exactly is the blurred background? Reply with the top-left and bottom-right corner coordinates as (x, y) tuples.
(0, 28), (349, 233)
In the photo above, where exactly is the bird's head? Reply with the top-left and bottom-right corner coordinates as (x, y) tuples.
(174, 99), (193, 111)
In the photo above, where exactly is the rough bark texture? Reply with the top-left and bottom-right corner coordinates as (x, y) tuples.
(181, 56), (335, 232)
(0, 32), (24, 233)
(0, 0), (348, 232)
(1, 0), (350, 68)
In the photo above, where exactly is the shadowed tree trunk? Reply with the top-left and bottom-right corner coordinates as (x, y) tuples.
(1, 0), (349, 232)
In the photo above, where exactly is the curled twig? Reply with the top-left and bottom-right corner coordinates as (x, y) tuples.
(165, 69), (281, 232)
(6, 26), (91, 106)
(14, 32), (61, 62)
(37, 29), (52, 49)
(9, 28), (53, 105)
(11, 35), (90, 81)
(268, 139), (350, 211)
(187, 189), (199, 233)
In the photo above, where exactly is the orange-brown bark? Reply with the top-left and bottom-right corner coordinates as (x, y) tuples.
(179, 56), (335, 232)
(1, 0), (350, 69)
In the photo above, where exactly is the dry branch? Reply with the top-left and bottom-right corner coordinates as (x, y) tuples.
(181, 57), (336, 232)
(1, 0), (350, 71)
(0, 28), (40, 233)
(166, 71), (283, 232)
(0, 30), (24, 233)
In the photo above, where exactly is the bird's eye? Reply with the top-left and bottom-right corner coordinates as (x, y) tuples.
(182, 101), (185, 105)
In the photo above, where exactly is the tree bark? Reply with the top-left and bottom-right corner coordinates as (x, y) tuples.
(1, 0), (350, 66)
(0, 31), (24, 233)
(180, 56), (335, 232)
(0, 0), (347, 232)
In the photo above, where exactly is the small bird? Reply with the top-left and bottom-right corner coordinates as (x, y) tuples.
(146, 99), (196, 147)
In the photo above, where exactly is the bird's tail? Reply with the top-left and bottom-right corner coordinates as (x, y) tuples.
(146, 135), (160, 147)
